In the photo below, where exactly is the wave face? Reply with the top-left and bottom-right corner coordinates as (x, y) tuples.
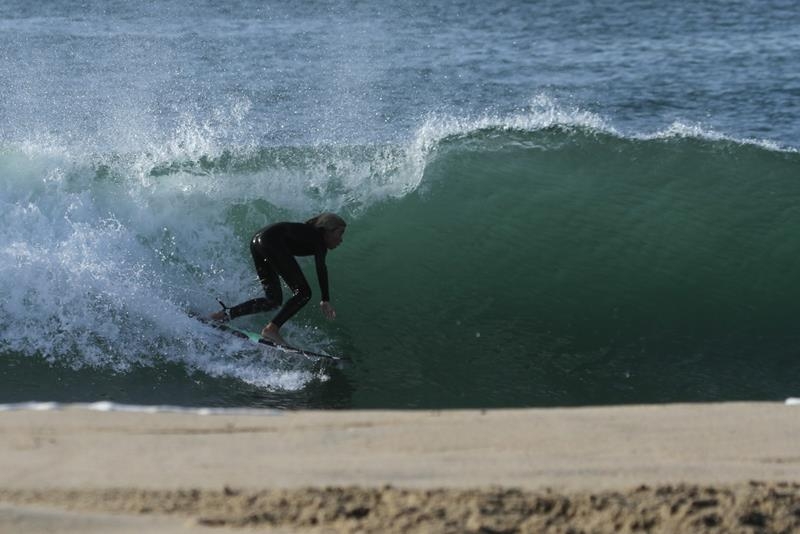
(336, 126), (800, 407)
(2, 117), (798, 408)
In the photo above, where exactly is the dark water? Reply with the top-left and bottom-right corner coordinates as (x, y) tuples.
(1, 0), (799, 408)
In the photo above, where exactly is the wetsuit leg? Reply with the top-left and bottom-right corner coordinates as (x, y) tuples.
(227, 239), (283, 319)
(267, 252), (312, 327)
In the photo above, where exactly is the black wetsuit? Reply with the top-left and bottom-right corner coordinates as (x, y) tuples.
(228, 222), (329, 327)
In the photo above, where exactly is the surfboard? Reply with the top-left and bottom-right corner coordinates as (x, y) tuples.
(195, 316), (346, 362)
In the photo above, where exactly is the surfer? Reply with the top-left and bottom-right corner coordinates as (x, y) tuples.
(209, 213), (346, 346)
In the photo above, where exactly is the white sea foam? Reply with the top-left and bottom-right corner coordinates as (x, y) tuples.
(640, 120), (797, 153)
(0, 132), (336, 391)
(0, 400), (797, 413)
(0, 401), (282, 415)
(412, 93), (615, 147)
(411, 94), (797, 156)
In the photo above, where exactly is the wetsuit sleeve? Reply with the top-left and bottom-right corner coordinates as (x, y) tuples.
(315, 250), (330, 302)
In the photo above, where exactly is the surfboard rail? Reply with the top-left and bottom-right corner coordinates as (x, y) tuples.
(194, 315), (347, 362)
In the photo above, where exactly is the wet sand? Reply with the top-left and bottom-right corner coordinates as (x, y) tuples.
(1, 402), (798, 532)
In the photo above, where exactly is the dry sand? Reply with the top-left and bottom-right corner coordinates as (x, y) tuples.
(0, 402), (799, 533)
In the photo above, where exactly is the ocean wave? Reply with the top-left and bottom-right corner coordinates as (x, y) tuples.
(2, 108), (799, 405)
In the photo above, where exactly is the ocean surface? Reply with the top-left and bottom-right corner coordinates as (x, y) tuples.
(1, 0), (799, 409)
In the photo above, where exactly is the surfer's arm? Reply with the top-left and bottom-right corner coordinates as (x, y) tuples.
(314, 251), (335, 319)
(314, 251), (330, 300)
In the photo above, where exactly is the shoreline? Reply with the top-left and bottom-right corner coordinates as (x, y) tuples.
(1, 402), (799, 532)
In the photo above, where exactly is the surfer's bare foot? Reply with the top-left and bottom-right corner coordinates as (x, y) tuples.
(261, 323), (287, 346)
(208, 310), (229, 322)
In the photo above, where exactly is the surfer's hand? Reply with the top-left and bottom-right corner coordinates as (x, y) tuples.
(320, 301), (336, 320)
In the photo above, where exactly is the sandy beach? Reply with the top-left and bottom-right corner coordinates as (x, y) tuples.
(1, 402), (799, 533)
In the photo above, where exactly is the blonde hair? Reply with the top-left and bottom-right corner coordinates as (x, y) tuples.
(305, 212), (347, 232)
